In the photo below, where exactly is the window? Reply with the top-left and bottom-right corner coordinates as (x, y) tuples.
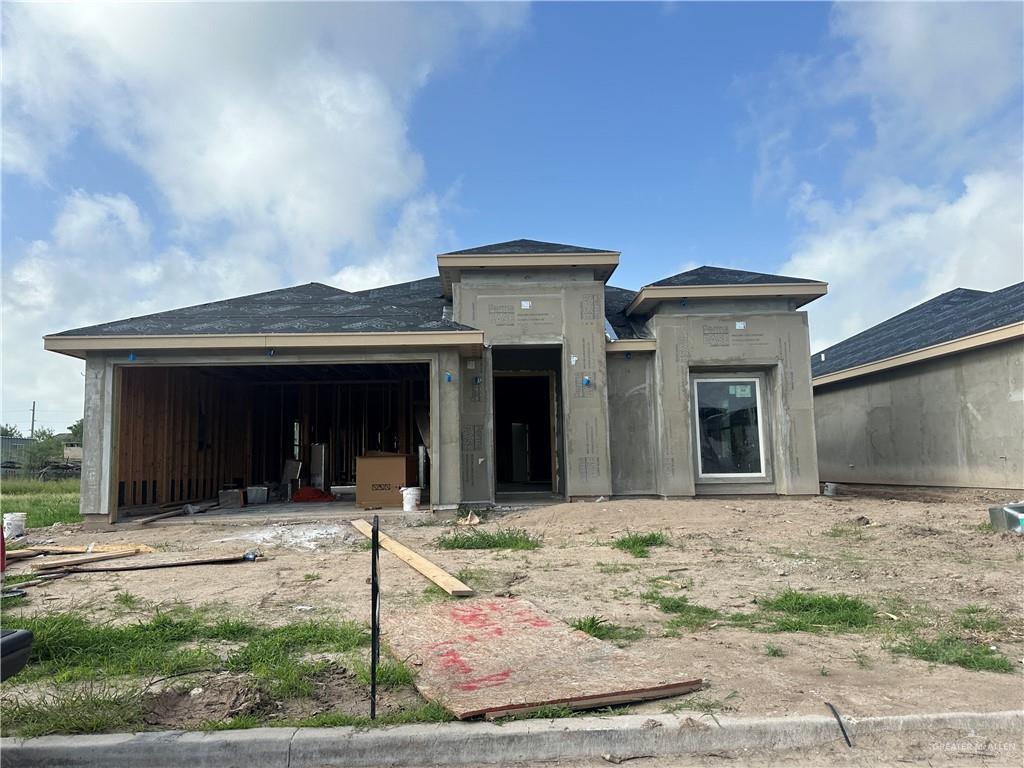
(693, 378), (765, 477)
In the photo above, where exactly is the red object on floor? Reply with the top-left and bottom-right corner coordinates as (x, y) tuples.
(291, 487), (334, 503)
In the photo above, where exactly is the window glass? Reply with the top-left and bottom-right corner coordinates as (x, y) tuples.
(695, 380), (763, 475)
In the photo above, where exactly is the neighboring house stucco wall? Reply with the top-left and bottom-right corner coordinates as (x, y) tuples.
(814, 339), (1024, 490)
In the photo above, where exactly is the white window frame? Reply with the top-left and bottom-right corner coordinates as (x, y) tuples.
(692, 377), (767, 479)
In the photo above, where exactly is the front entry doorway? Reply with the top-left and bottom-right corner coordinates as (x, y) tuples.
(493, 373), (556, 495)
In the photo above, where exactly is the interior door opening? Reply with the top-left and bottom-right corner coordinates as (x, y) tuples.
(493, 374), (555, 495)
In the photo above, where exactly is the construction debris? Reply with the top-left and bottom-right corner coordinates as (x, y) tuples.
(138, 502), (217, 525)
(456, 512), (481, 526)
(28, 543), (158, 555)
(30, 549), (144, 571)
(60, 551), (260, 574)
(384, 597), (702, 719)
(350, 519), (474, 597)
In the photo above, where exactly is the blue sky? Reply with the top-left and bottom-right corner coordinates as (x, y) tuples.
(2, 2), (1022, 433)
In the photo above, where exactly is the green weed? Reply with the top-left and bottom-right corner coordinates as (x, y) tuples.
(764, 643), (785, 657)
(595, 562), (637, 575)
(612, 531), (669, 558)
(302, 573), (321, 582)
(823, 524), (866, 540)
(642, 591), (721, 630)
(732, 590), (876, 633)
(663, 691), (738, 724)
(569, 615), (645, 644)
(892, 635), (1014, 673)
(2, 683), (143, 738)
(435, 528), (541, 551)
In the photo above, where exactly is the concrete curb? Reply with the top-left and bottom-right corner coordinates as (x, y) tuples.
(3, 710), (1021, 767)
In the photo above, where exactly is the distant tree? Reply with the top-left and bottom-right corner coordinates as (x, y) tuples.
(68, 418), (84, 443)
(25, 427), (63, 471)
(0, 424), (23, 438)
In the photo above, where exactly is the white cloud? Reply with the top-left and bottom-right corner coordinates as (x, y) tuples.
(750, 3), (1024, 351)
(1, 3), (527, 431)
(785, 170), (1024, 350)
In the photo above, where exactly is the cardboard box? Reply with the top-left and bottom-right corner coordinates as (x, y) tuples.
(356, 454), (417, 508)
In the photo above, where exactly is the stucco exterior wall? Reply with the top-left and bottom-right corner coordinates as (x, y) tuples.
(814, 339), (1024, 490)
(649, 310), (819, 496)
(606, 352), (657, 495)
(454, 274), (612, 498)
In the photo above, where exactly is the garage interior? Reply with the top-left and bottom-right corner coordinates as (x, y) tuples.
(114, 363), (430, 516)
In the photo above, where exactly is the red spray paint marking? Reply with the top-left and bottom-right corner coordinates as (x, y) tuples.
(438, 648), (473, 675)
(457, 669), (512, 691)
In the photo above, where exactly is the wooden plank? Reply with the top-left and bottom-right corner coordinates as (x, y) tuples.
(383, 597), (703, 720)
(62, 552), (256, 573)
(350, 519), (474, 597)
(26, 544), (158, 555)
(31, 550), (142, 571)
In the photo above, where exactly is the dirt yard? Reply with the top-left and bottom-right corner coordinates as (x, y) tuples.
(2, 489), (1022, 733)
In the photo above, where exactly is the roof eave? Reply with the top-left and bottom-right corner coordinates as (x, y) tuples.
(625, 282), (828, 316)
(812, 321), (1024, 388)
(43, 330), (487, 360)
(436, 252), (621, 298)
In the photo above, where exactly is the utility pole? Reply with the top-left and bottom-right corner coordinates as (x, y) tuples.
(30, 401), (36, 438)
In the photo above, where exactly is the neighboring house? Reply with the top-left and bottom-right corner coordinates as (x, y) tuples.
(0, 435), (34, 470)
(45, 239), (827, 522)
(811, 282), (1024, 491)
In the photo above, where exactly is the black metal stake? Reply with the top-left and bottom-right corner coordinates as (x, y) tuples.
(370, 514), (380, 720)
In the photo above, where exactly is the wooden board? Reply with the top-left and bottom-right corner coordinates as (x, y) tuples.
(27, 544), (158, 555)
(350, 519), (474, 597)
(30, 550), (141, 571)
(384, 597), (703, 719)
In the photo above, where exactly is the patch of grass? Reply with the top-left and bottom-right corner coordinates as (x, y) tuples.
(968, 521), (994, 533)
(612, 531), (669, 558)
(663, 691), (738, 724)
(823, 524), (866, 540)
(0, 492), (82, 528)
(292, 701), (454, 728)
(1, 573), (37, 586)
(3, 607), (368, 702)
(765, 643), (785, 657)
(643, 591), (721, 631)
(498, 704), (577, 721)
(892, 635), (1014, 673)
(1, 594), (29, 609)
(435, 528), (541, 551)
(226, 621), (369, 698)
(0, 478), (81, 496)
(853, 651), (872, 668)
(569, 615), (645, 645)
(423, 568), (481, 600)
(113, 591), (142, 609)
(200, 714), (264, 731)
(2, 684), (144, 738)
(819, 664), (830, 676)
(732, 590), (876, 633)
(302, 573), (321, 582)
(952, 605), (1006, 634)
(353, 659), (415, 688)
(595, 561), (637, 575)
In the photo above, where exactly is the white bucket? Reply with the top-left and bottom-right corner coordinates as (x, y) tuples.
(3, 512), (27, 539)
(400, 486), (422, 512)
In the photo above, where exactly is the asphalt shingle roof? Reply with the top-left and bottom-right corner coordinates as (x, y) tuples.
(53, 281), (473, 336)
(650, 265), (821, 288)
(441, 239), (615, 256)
(811, 282), (1024, 378)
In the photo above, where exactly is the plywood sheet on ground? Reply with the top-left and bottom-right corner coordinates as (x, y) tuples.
(384, 597), (702, 719)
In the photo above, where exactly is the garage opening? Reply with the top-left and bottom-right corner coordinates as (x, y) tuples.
(492, 347), (562, 498)
(113, 362), (430, 517)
